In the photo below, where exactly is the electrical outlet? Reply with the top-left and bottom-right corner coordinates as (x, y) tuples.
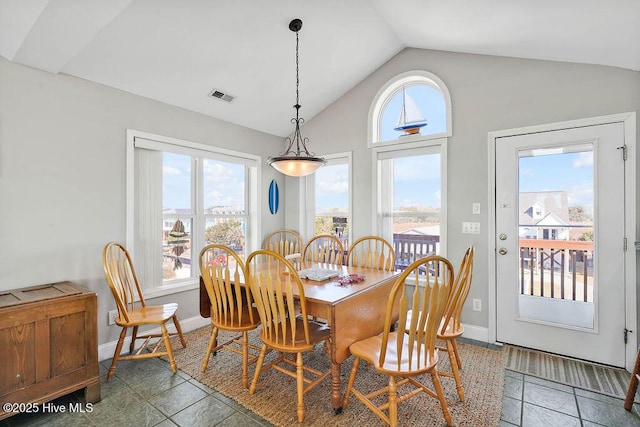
(472, 299), (482, 312)
(108, 310), (118, 326)
(472, 203), (481, 215)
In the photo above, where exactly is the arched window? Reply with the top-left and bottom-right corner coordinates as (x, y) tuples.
(370, 71), (451, 258)
(369, 70), (452, 147)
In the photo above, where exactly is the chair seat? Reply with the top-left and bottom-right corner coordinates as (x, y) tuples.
(350, 331), (439, 375)
(212, 306), (260, 331)
(117, 303), (179, 326)
(261, 318), (330, 352)
(437, 319), (464, 339)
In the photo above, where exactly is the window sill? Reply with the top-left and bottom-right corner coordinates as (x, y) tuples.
(143, 279), (199, 300)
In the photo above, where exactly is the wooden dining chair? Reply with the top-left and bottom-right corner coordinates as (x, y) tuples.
(245, 249), (332, 423)
(403, 246), (474, 402)
(343, 255), (455, 427)
(199, 244), (261, 388)
(102, 242), (186, 381)
(346, 236), (395, 271)
(302, 234), (344, 265)
(437, 245), (474, 401)
(263, 229), (304, 257)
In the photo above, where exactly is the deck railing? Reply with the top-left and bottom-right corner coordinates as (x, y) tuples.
(393, 233), (440, 273)
(519, 239), (594, 302)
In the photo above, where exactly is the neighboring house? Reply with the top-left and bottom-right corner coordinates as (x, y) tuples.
(519, 191), (570, 240)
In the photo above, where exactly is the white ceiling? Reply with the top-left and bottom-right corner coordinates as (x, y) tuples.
(2, 0), (639, 137)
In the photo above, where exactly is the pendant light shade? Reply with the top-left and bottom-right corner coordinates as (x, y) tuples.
(268, 18), (326, 177)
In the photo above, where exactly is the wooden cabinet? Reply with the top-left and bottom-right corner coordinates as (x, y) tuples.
(0, 282), (100, 420)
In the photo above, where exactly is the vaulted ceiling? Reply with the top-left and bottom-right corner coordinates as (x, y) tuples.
(2, 0), (639, 137)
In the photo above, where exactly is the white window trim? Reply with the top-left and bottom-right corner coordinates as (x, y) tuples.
(302, 152), (353, 241)
(367, 70), (452, 148)
(126, 129), (261, 299)
(371, 138), (448, 257)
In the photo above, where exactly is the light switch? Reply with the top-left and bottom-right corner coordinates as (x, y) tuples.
(462, 222), (480, 234)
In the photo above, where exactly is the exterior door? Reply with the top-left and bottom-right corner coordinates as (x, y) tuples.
(495, 123), (627, 367)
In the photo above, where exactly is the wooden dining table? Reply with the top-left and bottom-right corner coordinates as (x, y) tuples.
(199, 262), (400, 413)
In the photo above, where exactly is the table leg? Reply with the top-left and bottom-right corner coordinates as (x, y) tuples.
(331, 359), (342, 414)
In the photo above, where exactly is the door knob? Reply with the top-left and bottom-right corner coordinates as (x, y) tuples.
(498, 247), (508, 255)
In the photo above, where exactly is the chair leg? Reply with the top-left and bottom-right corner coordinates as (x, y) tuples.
(161, 323), (177, 373)
(173, 314), (187, 348)
(108, 327), (127, 381)
(446, 339), (465, 401)
(241, 331), (249, 388)
(201, 325), (219, 372)
(296, 352), (305, 423)
(249, 344), (268, 394)
(388, 376), (398, 427)
(342, 356), (361, 408)
(129, 326), (138, 353)
(451, 338), (462, 369)
(431, 370), (453, 426)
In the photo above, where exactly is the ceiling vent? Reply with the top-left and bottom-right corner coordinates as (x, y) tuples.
(207, 88), (235, 103)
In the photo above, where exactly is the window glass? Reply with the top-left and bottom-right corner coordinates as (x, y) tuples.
(315, 162), (349, 244)
(380, 84), (447, 142)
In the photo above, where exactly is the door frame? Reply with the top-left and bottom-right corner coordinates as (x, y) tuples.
(487, 112), (637, 370)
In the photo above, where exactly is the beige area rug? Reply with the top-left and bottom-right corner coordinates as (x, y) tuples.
(165, 327), (504, 426)
(504, 345), (634, 401)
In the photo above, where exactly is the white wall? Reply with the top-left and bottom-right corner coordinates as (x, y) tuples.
(0, 57), (285, 346)
(296, 47), (640, 332)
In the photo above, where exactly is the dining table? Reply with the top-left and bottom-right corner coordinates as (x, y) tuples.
(199, 261), (400, 413)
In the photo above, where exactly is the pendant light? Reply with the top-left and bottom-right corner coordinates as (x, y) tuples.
(268, 18), (326, 177)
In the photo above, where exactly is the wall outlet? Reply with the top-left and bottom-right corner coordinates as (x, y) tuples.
(472, 299), (482, 312)
(472, 203), (481, 215)
(462, 222), (480, 234)
(108, 310), (118, 326)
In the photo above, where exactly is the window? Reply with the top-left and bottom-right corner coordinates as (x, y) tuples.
(370, 71), (451, 258)
(376, 143), (445, 256)
(303, 152), (352, 248)
(126, 130), (259, 297)
(369, 70), (452, 147)
(315, 156), (350, 245)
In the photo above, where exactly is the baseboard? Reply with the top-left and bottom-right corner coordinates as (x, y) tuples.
(98, 315), (210, 362)
(461, 323), (489, 343)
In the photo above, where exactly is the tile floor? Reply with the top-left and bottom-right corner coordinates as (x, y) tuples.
(2, 340), (640, 426)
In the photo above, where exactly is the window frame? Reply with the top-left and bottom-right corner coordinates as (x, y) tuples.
(368, 70), (452, 148)
(303, 152), (352, 243)
(371, 139), (448, 257)
(126, 129), (260, 299)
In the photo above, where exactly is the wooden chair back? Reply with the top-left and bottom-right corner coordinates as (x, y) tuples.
(245, 250), (313, 351)
(380, 255), (453, 370)
(346, 236), (396, 271)
(302, 234), (344, 265)
(441, 246), (474, 336)
(199, 244), (255, 328)
(103, 242), (146, 324)
(263, 229), (303, 257)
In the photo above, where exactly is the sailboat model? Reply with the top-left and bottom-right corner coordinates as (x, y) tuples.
(394, 87), (427, 135)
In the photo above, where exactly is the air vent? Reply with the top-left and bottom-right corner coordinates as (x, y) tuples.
(207, 88), (235, 103)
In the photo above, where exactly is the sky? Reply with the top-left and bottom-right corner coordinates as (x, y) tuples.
(519, 150), (594, 208)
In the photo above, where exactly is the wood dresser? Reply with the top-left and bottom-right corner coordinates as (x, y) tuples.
(0, 281), (100, 420)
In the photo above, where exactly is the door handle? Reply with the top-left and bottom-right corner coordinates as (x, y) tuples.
(498, 248), (508, 255)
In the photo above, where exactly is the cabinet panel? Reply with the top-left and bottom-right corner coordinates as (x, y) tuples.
(0, 282), (99, 420)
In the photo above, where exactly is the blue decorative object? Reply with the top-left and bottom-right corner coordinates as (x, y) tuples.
(268, 179), (279, 214)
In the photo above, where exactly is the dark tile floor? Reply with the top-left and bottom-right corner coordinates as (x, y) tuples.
(2, 340), (640, 426)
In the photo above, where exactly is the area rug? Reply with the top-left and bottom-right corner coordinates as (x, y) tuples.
(165, 327), (504, 426)
(504, 345), (633, 401)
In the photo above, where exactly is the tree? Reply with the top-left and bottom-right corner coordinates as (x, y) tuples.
(205, 220), (245, 248)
